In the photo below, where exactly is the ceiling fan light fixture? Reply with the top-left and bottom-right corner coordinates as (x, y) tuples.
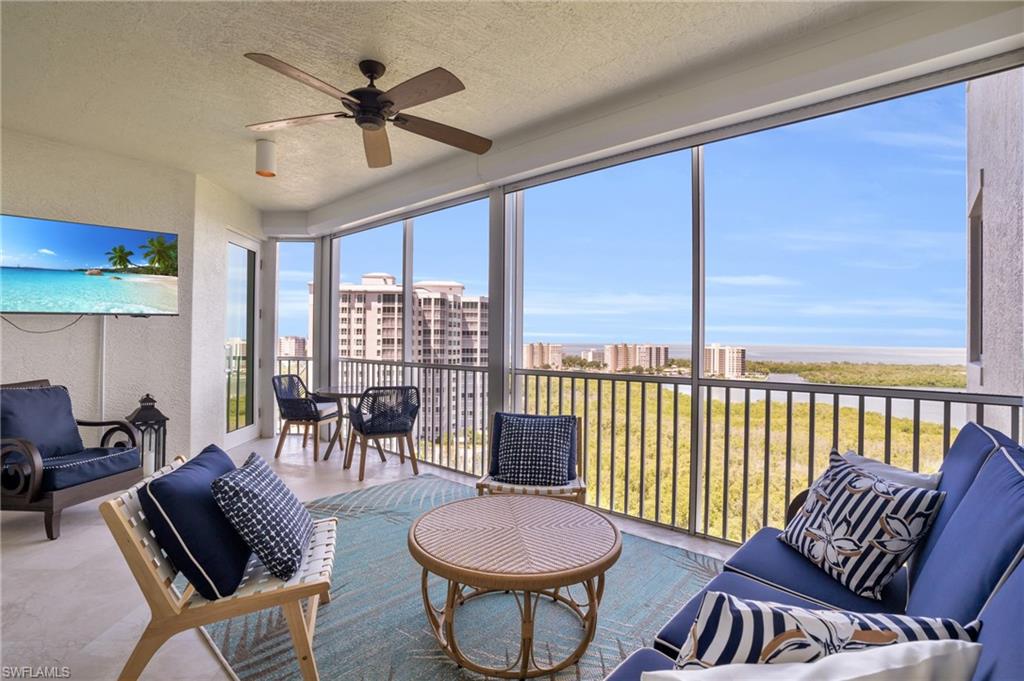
(255, 139), (277, 177)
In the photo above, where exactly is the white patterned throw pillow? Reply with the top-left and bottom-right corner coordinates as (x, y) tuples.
(675, 591), (979, 669)
(211, 453), (314, 581)
(494, 415), (573, 486)
(779, 452), (944, 599)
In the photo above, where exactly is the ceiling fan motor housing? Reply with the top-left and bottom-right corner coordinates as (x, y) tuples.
(346, 86), (387, 131)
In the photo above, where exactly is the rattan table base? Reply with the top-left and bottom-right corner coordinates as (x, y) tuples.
(408, 495), (621, 679)
(420, 570), (605, 679)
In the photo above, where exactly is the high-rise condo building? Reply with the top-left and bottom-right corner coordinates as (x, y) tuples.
(333, 273), (488, 439)
(524, 343), (563, 369)
(704, 344), (747, 378)
(277, 335), (308, 357)
(603, 344), (670, 371)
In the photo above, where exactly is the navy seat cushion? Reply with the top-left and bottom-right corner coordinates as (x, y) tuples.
(353, 412), (413, 434)
(724, 527), (908, 614)
(911, 422), (1002, 584)
(38, 447), (140, 491)
(907, 446), (1024, 623)
(138, 445), (251, 601)
(654, 571), (825, 658)
(972, 560), (1024, 681)
(604, 648), (675, 681)
(0, 386), (84, 458)
(489, 412), (577, 481)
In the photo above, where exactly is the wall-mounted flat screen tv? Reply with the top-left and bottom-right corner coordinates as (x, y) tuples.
(0, 214), (179, 315)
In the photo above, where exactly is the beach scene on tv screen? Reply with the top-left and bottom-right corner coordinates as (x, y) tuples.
(0, 215), (179, 315)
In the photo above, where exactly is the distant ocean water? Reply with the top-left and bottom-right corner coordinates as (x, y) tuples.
(0, 267), (178, 315)
(559, 343), (966, 365)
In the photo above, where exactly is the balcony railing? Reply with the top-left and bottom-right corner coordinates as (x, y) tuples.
(338, 358), (489, 476)
(337, 358), (1021, 545)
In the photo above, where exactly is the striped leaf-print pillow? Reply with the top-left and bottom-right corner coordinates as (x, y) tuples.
(779, 451), (945, 599)
(676, 591), (979, 669)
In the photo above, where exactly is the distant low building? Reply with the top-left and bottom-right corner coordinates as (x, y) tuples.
(581, 347), (603, 364)
(524, 342), (563, 369)
(604, 343), (670, 371)
(704, 344), (747, 378)
(278, 335), (308, 357)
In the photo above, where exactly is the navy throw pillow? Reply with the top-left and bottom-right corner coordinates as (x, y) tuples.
(0, 386), (84, 458)
(212, 453), (314, 581)
(138, 445), (251, 600)
(489, 413), (577, 481)
(493, 414), (574, 486)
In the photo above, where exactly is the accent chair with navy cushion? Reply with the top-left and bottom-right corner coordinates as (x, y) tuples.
(476, 412), (586, 503)
(272, 374), (339, 462)
(972, 556), (1024, 681)
(1, 379), (142, 539)
(344, 386), (421, 482)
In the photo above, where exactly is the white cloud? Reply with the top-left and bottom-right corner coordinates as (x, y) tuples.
(708, 275), (797, 287)
(37, 248), (56, 256)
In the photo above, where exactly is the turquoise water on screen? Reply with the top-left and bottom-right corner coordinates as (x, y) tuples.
(0, 267), (178, 314)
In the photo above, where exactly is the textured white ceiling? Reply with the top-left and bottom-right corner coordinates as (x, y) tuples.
(2, 1), (880, 212)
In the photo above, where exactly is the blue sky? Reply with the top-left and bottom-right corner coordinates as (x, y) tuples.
(0, 215), (177, 271)
(281, 81), (968, 349)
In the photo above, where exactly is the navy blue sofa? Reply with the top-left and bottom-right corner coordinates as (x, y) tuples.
(1, 380), (142, 539)
(607, 422), (1024, 680)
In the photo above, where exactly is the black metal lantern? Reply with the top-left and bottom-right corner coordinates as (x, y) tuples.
(127, 394), (168, 471)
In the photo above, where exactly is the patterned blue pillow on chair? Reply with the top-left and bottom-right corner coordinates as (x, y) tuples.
(211, 453), (314, 581)
(494, 414), (573, 486)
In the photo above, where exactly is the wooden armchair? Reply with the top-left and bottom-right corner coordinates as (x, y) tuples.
(101, 457), (337, 681)
(1, 378), (142, 539)
(477, 413), (586, 503)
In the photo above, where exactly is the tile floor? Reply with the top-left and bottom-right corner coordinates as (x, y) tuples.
(0, 435), (733, 680)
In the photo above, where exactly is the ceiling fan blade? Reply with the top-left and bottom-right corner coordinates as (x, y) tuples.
(393, 114), (492, 155)
(381, 67), (464, 112)
(245, 53), (357, 104)
(245, 111), (348, 132)
(363, 128), (392, 168)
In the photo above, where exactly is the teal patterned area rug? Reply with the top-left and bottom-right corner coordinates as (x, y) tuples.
(203, 475), (721, 680)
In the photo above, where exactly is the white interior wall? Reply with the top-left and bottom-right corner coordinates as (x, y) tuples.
(0, 130), (265, 456)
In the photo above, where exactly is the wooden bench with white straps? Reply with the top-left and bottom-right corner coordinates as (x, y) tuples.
(100, 456), (337, 681)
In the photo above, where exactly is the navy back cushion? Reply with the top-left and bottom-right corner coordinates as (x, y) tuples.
(0, 386), (84, 458)
(907, 446), (1024, 624)
(489, 412), (577, 481)
(138, 445), (251, 600)
(972, 559), (1024, 681)
(910, 422), (1001, 584)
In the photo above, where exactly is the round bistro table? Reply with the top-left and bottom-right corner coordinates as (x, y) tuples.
(408, 495), (621, 679)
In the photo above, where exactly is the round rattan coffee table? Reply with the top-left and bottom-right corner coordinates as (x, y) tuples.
(408, 495), (621, 679)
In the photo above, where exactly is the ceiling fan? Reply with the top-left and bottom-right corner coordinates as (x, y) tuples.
(244, 53), (492, 169)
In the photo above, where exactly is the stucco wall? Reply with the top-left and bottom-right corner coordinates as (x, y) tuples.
(1, 130), (264, 457)
(966, 69), (1024, 403)
(190, 176), (262, 451)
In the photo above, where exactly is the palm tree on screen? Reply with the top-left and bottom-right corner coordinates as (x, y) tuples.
(106, 245), (133, 271)
(139, 236), (177, 276)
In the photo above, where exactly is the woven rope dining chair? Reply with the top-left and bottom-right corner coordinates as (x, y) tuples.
(272, 374), (340, 461)
(344, 386), (420, 481)
(100, 457), (337, 681)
